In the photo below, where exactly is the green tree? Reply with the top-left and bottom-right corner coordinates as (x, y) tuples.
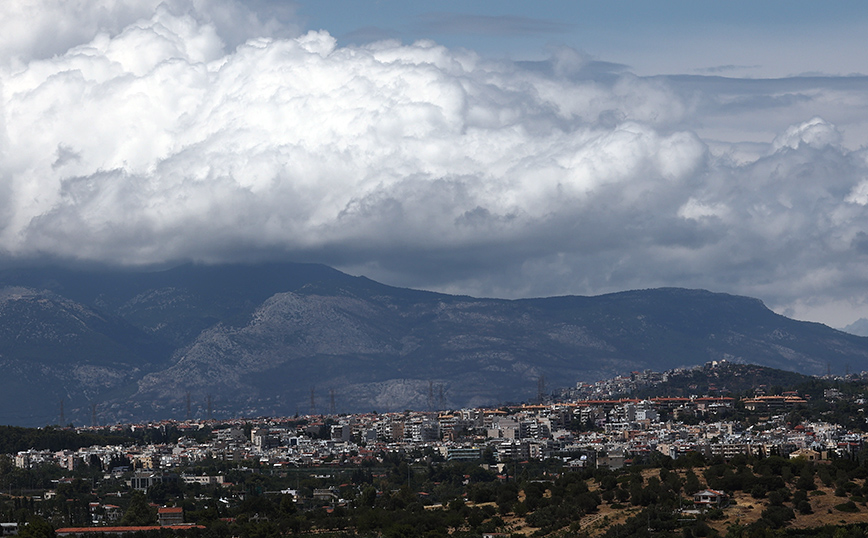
(17, 517), (54, 538)
(684, 469), (701, 495)
(120, 491), (157, 526)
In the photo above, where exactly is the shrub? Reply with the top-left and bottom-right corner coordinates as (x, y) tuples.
(835, 501), (859, 513)
(750, 485), (767, 499)
(759, 505), (795, 528)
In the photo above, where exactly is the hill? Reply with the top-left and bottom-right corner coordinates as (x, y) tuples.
(626, 362), (814, 399)
(1, 263), (867, 425)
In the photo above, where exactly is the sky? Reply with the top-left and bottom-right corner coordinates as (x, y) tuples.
(2, 1), (868, 328)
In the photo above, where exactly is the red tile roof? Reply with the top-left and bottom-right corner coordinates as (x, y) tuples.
(56, 525), (204, 535)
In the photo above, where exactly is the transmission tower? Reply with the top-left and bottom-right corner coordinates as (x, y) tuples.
(206, 394), (213, 420)
(329, 388), (336, 415)
(185, 391), (192, 420)
(59, 399), (65, 427)
(309, 387), (316, 416)
(91, 403), (97, 428)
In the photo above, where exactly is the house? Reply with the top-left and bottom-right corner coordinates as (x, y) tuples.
(313, 487), (340, 503)
(693, 489), (727, 507)
(157, 507), (183, 526)
(789, 448), (821, 461)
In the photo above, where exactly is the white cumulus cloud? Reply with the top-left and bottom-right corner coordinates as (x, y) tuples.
(771, 116), (842, 152)
(3, 1), (868, 328)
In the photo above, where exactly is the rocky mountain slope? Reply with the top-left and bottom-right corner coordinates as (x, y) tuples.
(1, 263), (866, 426)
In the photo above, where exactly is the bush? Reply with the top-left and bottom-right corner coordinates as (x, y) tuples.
(705, 508), (725, 520)
(615, 487), (630, 503)
(836, 501), (859, 513)
(760, 505), (795, 528)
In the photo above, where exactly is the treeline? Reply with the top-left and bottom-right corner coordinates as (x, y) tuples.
(0, 425), (133, 454)
(0, 422), (220, 454)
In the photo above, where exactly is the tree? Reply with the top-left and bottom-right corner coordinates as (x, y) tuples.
(17, 517), (54, 538)
(120, 491), (157, 526)
(684, 469), (701, 495)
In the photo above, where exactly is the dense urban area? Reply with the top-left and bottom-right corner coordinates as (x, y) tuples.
(5, 361), (868, 538)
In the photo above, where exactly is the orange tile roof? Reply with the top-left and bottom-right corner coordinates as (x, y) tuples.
(56, 525), (204, 534)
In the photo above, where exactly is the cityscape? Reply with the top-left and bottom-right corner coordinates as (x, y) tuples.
(5, 361), (868, 537)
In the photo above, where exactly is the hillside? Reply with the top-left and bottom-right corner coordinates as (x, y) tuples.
(626, 362), (814, 399)
(1, 263), (867, 425)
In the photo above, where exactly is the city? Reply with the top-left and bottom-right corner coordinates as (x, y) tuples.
(4, 362), (868, 537)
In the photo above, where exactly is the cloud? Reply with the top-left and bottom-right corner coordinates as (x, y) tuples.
(693, 64), (761, 74)
(416, 13), (572, 37)
(771, 116), (842, 151)
(0, 0), (300, 67)
(340, 26), (402, 45)
(3, 2), (868, 327)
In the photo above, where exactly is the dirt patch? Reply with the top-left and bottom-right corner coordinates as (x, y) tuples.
(580, 504), (642, 536)
(708, 478), (868, 534)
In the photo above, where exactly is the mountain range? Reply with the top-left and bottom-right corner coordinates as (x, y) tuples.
(1, 262), (867, 427)
(843, 318), (868, 337)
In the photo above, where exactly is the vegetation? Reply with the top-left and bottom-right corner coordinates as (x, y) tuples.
(5, 447), (868, 538)
(0, 426), (133, 454)
(0, 423), (219, 454)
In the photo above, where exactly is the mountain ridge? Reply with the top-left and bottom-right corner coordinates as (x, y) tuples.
(0, 262), (866, 426)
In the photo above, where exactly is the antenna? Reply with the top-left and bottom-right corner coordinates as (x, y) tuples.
(329, 388), (336, 415)
(59, 399), (65, 427)
(428, 381), (434, 411)
(438, 385), (445, 411)
(309, 386), (316, 416)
